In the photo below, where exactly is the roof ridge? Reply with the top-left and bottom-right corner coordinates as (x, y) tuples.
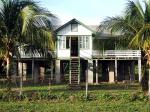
(55, 18), (96, 33)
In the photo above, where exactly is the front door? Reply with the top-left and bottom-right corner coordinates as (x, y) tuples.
(71, 37), (78, 57)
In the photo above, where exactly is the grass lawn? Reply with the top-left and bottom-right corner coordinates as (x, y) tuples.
(0, 83), (150, 112)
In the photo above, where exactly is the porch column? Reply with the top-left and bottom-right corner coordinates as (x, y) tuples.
(88, 60), (93, 84)
(55, 60), (61, 84)
(109, 61), (115, 83)
(130, 61), (135, 82)
(18, 62), (23, 93)
(51, 60), (54, 82)
(22, 63), (27, 81)
(12, 62), (17, 82)
(18, 62), (23, 81)
(96, 60), (99, 84)
(32, 59), (34, 81)
(40, 67), (45, 82)
(18, 62), (22, 76)
(138, 57), (142, 83)
(33, 63), (39, 84)
(115, 59), (117, 82)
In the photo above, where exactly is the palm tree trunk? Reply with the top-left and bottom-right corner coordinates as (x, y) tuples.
(5, 40), (13, 90)
(5, 39), (13, 79)
(147, 50), (150, 97)
(148, 68), (150, 96)
(5, 52), (12, 91)
(19, 63), (23, 96)
(6, 57), (10, 78)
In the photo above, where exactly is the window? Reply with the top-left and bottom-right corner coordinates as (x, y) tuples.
(59, 36), (65, 49)
(79, 36), (89, 49)
(71, 24), (78, 32)
(59, 36), (70, 49)
(66, 37), (70, 49)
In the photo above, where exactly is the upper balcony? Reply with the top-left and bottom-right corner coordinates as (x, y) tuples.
(92, 50), (141, 59)
(13, 45), (56, 60)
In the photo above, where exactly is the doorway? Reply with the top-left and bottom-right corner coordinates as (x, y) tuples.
(71, 37), (78, 56)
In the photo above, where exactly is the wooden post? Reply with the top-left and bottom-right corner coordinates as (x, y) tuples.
(18, 62), (23, 95)
(138, 58), (142, 83)
(115, 59), (117, 82)
(109, 61), (115, 83)
(78, 59), (80, 84)
(96, 60), (98, 84)
(88, 60), (93, 84)
(22, 63), (27, 81)
(12, 62), (17, 83)
(51, 60), (54, 82)
(32, 59), (34, 81)
(130, 61), (135, 82)
(85, 65), (88, 99)
(55, 60), (61, 83)
(40, 67), (45, 83)
(34, 63), (39, 84)
(148, 68), (150, 95)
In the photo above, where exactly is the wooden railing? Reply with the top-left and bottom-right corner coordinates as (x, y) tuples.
(19, 50), (44, 58)
(92, 50), (141, 58)
(17, 50), (56, 59)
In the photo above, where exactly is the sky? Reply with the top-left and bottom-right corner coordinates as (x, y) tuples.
(35, 0), (138, 25)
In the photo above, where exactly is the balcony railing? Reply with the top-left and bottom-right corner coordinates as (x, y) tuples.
(92, 50), (141, 58)
(19, 50), (45, 58)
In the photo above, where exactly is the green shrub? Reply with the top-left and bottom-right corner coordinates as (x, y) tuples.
(130, 92), (148, 102)
(99, 93), (114, 101)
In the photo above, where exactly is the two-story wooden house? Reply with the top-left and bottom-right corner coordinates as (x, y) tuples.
(55, 18), (141, 87)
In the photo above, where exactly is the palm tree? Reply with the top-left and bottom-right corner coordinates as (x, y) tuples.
(100, 0), (150, 95)
(0, 0), (56, 81)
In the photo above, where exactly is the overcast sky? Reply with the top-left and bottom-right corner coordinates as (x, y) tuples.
(35, 0), (143, 25)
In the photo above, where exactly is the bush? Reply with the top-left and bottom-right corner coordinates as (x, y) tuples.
(130, 92), (148, 102)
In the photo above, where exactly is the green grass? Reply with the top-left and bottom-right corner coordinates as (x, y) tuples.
(0, 83), (150, 112)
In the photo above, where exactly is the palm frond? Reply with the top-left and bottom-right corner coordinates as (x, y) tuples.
(100, 16), (137, 36)
(125, 0), (144, 19)
(129, 24), (150, 49)
(144, 0), (150, 23)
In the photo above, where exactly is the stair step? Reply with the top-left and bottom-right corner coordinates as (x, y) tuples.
(71, 62), (78, 63)
(71, 77), (78, 79)
(71, 65), (79, 67)
(71, 67), (79, 69)
(71, 78), (78, 80)
(70, 82), (78, 84)
(71, 75), (78, 76)
(71, 69), (79, 70)
(71, 68), (79, 69)
(71, 74), (78, 76)
(71, 74), (78, 75)
(71, 76), (78, 78)
(71, 81), (78, 82)
(71, 79), (78, 81)
(71, 72), (79, 74)
(71, 78), (78, 79)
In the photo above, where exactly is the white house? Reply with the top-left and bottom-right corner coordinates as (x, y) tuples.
(11, 18), (141, 87)
(55, 18), (141, 87)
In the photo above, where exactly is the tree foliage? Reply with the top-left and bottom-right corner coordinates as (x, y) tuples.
(0, 0), (57, 77)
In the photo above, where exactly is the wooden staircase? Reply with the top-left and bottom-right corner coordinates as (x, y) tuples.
(69, 57), (80, 89)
